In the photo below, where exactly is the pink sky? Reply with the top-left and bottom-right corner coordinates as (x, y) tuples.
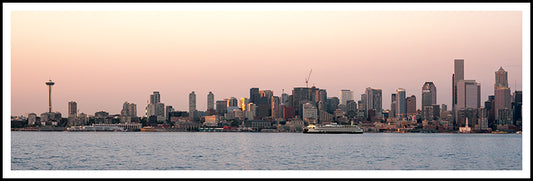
(10, 10), (524, 116)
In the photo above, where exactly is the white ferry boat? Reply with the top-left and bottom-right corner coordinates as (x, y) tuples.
(303, 123), (363, 134)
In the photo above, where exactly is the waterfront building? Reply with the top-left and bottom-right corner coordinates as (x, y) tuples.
(120, 102), (133, 124)
(27, 113), (37, 126)
(302, 102), (318, 124)
(207, 91), (214, 110)
(406, 95), (416, 116)
(340, 90), (354, 106)
(147, 91), (164, 121)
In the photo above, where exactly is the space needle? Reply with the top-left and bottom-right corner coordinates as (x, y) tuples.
(46, 79), (55, 113)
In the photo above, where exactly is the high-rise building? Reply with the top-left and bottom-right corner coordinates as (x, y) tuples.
(346, 100), (358, 118)
(292, 87), (311, 117)
(512, 91), (522, 126)
(68, 101), (77, 118)
(272, 96), (281, 119)
(495, 67), (508, 88)
(326, 97), (339, 114)
(216, 100), (227, 116)
(147, 91), (164, 121)
(67, 101), (77, 126)
(395, 88), (406, 118)
(246, 103), (257, 120)
(250, 88), (260, 104)
(406, 95), (416, 116)
(281, 92), (290, 105)
(340, 90), (353, 106)
(391, 93), (397, 117)
(150, 91), (160, 104)
(494, 67), (512, 120)
(365, 87), (382, 118)
(207, 91), (214, 110)
(302, 102), (318, 121)
(240, 98), (249, 111)
(189, 91), (196, 114)
(456, 80), (481, 110)
(422, 82), (437, 107)
(452, 59), (464, 117)
(128, 103), (137, 118)
(121, 102), (132, 123)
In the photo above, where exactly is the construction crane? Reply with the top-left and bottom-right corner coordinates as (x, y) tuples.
(305, 69), (312, 88)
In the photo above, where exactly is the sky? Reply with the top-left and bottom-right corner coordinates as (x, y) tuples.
(6, 4), (528, 117)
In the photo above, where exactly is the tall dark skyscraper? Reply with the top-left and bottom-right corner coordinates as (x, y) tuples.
(292, 87), (311, 118)
(45, 80), (55, 113)
(250, 88), (260, 104)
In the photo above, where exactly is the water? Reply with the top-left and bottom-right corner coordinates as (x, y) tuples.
(11, 132), (522, 170)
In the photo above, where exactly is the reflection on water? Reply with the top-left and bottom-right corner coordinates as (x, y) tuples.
(11, 132), (522, 170)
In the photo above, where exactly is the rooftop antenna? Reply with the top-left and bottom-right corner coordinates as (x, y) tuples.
(305, 69), (312, 88)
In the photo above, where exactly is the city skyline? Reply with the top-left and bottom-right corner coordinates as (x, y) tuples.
(7, 5), (526, 117)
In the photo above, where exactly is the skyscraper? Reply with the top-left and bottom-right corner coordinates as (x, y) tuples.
(147, 91), (164, 120)
(456, 80), (481, 110)
(249, 88), (260, 104)
(422, 82), (437, 107)
(150, 91), (160, 104)
(395, 88), (406, 118)
(292, 87), (311, 118)
(452, 59), (464, 116)
(207, 91), (214, 110)
(495, 67), (508, 88)
(406, 95), (416, 116)
(340, 90), (353, 106)
(189, 91), (197, 118)
(68, 101), (77, 118)
(494, 67), (512, 119)
(365, 87), (382, 118)
(67, 101), (77, 126)
(391, 93), (397, 117)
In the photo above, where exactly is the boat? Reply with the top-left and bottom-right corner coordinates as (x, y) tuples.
(140, 126), (155, 132)
(303, 123), (363, 134)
